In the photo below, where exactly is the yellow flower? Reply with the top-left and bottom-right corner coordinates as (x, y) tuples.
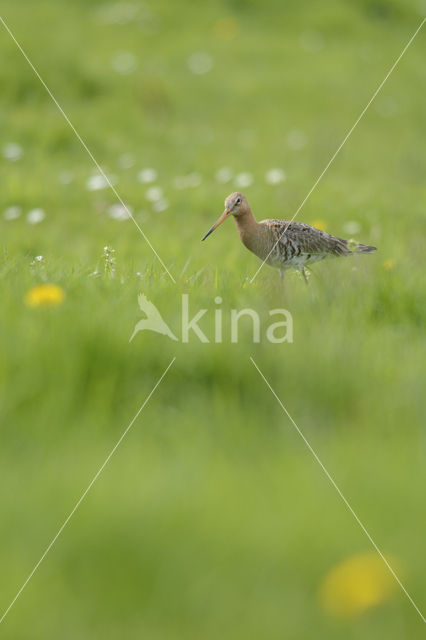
(318, 552), (398, 618)
(383, 259), (395, 271)
(312, 220), (327, 232)
(24, 283), (65, 308)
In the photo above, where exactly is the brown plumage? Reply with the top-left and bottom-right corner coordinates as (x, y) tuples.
(202, 192), (377, 282)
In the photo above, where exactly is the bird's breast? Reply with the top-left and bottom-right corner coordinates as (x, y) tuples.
(237, 224), (271, 262)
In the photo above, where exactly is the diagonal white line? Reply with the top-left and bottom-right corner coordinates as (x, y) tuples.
(0, 15), (176, 284)
(250, 356), (426, 623)
(0, 357), (176, 626)
(250, 18), (426, 283)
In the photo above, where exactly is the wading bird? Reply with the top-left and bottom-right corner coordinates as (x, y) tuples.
(202, 192), (377, 282)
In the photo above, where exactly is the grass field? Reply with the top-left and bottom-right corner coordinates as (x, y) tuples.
(1, 0), (425, 637)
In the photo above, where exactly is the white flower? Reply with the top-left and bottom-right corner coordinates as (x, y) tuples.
(108, 203), (132, 220)
(30, 255), (46, 269)
(111, 51), (138, 75)
(3, 206), (22, 221)
(265, 168), (286, 185)
(173, 173), (201, 189)
(3, 142), (22, 162)
(234, 172), (253, 188)
(215, 167), (233, 184)
(138, 168), (157, 183)
(86, 174), (116, 191)
(343, 221), (362, 235)
(187, 52), (213, 75)
(152, 198), (169, 212)
(58, 170), (74, 185)
(136, 210), (149, 223)
(145, 186), (163, 202)
(96, 2), (142, 25)
(187, 172), (201, 187)
(26, 209), (46, 225)
(102, 245), (116, 277)
(118, 153), (136, 169)
(286, 130), (307, 150)
(30, 255), (46, 268)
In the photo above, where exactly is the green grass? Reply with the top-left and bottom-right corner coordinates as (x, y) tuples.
(1, 0), (425, 637)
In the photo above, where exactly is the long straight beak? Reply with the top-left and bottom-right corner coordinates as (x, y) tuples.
(201, 208), (232, 241)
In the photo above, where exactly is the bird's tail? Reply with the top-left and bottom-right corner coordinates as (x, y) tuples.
(356, 243), (377, 254)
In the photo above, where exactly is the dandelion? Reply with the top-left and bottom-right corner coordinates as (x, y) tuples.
(111, 51), (138, 75)
(86, 174), (116, 191)
(58, 170), (74, 185)
(319, 552), (398, 618)
(96, 2), (141, 25)
(343, 221), (362, 235)
(96, 2), (157, 31)
(107, 203), (131, 221)
(145, 186), (163, 202)
(215, 167), (233, 184)
(311, 220), (327, 232)
(26, 209), (46, 225)
(383, 259), (395, 271)
(102, 245), (116, 277)
(234, 172), (253, 188)
(138, 168), (157, 184)
(152, 198), (169, 212)
(25, 284), (65, 308)
(173, 173), (201, 189)
(3, 206), (22, 221)
(3, 142), (23, 162)
(136, 210), (149, 223)
(118, 153), (135, 169)
(265, 168), (286, 185)
(187, 52), (213, 75)
(186, 173), (202, 187)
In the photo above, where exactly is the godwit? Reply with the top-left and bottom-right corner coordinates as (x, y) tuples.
(202, 192), (377, 282)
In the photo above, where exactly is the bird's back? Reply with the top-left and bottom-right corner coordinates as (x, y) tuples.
(258, 219), (376, 268)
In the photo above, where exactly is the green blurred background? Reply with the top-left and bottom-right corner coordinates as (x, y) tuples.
(1, 0), (425, 637)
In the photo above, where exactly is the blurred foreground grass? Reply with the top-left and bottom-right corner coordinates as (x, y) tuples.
(1, 0), (425, 637)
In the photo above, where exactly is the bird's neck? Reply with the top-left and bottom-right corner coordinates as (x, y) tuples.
(234, 208), (259, 248)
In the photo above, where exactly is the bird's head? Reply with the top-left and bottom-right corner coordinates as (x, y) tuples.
(202, 193), (249, 241)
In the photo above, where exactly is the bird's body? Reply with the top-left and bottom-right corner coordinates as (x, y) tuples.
(202, 193), (376, 281)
